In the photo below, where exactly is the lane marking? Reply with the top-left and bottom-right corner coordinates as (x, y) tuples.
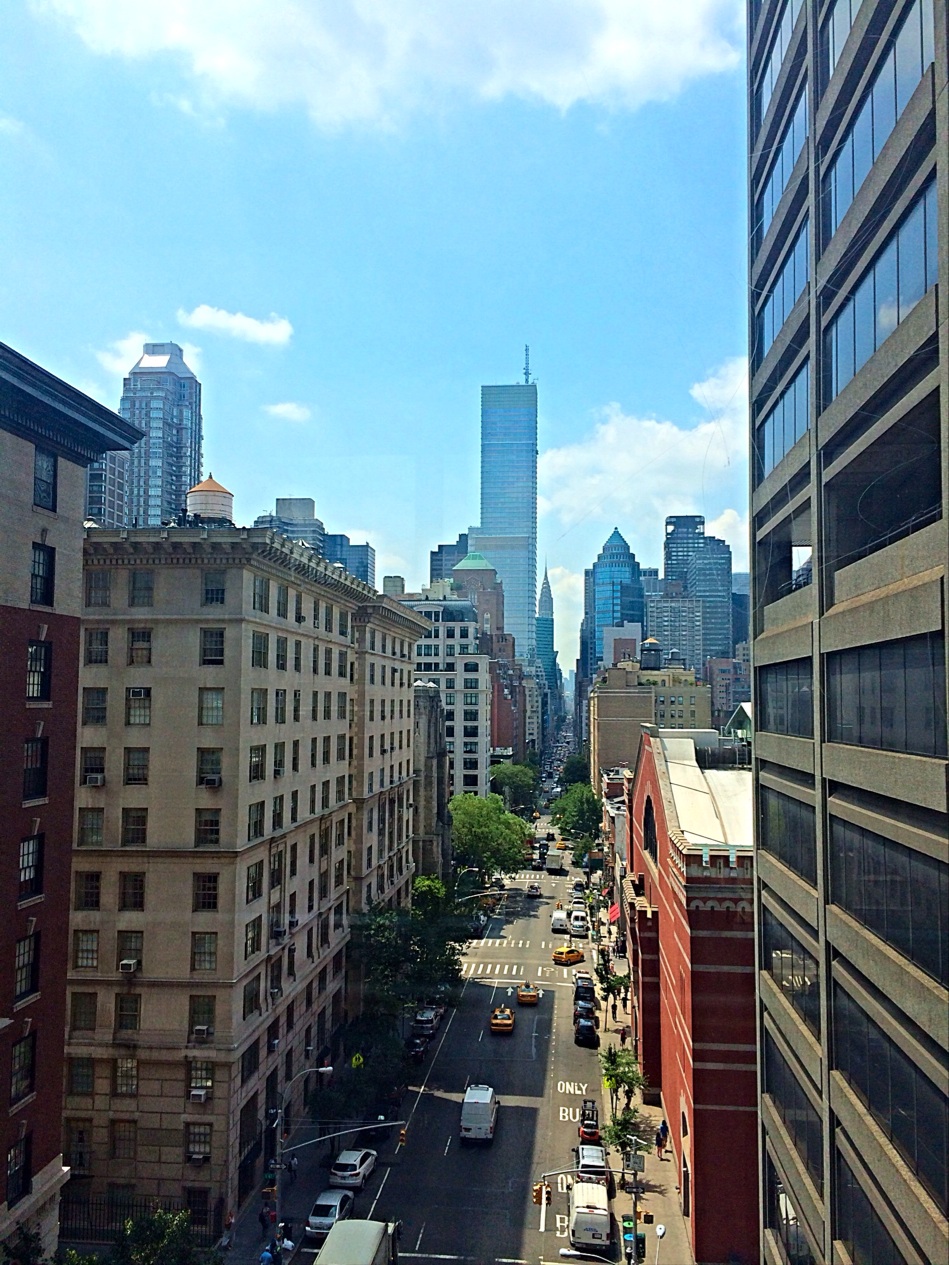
(366, 1163), (390, 1220)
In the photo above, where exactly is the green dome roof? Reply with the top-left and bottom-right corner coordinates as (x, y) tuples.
(453, 551), (494, 570)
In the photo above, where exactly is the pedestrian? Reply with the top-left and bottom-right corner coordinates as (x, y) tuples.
(259, 1247), (273, 1265)
(222, 1211), (235, 1251)
(286, 1154), (298, 1182)
(619, 1025), (628, 1048)
(659, 1118), (669, 1147)
(282, 1221), (293, 1244)
(655, 1128), (665, 1160)
(611, 999), (618, 1022)
(258, 1205), (271, 1239)
(269, 1238), (282, 1265)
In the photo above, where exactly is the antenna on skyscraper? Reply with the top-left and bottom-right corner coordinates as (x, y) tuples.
(524, 345), (530, 385)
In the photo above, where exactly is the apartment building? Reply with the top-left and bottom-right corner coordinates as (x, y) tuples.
(0, 344), (140, 1255)
(748, 1), (947, 1261)
(64, 516), (423, 1232)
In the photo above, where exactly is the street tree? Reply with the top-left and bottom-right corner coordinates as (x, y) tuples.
(489, 762), (537, 814)
(449, 792), (531, 879)
(561, 751), (590, 787)
(599, 1045), (646, 1117)
(552, 783), (602, 839)
(110, 1210), (218, 1265)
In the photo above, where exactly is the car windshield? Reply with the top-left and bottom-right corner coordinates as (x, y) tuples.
(312, 1204), (336, 1217)
(334, 1164), (356, 1172)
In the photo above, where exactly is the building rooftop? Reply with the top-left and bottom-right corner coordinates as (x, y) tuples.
(453, 551), (494, 570)
(658, 733), (752, 852)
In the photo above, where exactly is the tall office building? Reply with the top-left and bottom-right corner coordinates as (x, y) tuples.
(254, 497), (326, 554)
(663, 514), (707, 585)
(430, 533), (469, 584)
(121, 343), (202, 527)
(323, 534), (376, 587)
(662, 515), (733, 660)
(591, 528), (645, 667)
(469, 380), (537, 661)
(748, 2), (947, 1263)
(84, 450), (129, 527)
(536, 567), (563, 724)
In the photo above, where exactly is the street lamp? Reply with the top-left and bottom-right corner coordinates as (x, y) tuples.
(271, 1064), (333, 1240)
(653, 1224), (666, 1264)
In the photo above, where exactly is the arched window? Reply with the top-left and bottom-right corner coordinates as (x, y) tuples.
(644, 797), (658, 866)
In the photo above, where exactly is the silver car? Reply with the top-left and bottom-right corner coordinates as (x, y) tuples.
(305, 1189), (354, 1238)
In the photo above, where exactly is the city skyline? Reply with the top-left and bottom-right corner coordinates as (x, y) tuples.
(0, 3), (749, 666)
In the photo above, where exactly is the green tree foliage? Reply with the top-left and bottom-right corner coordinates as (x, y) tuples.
(110, 1211), (217, 1265)
(349, 893), (466, 1016)
(561, 751), (590, 787)
(489, 763), (538, 814)
(601, 1106), (653, 1158)
(449, 793), (531, 878)
(599, 1045), (646, 1117)
(551, 783), (602, 839)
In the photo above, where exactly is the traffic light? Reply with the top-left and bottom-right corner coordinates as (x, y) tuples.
(532, 1182), (543, 1206)
(544, 1183), (552, 1206)
(398, 1128), (407, 1147)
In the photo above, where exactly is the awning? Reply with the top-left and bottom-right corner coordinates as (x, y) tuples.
(608, 903), (620, 923)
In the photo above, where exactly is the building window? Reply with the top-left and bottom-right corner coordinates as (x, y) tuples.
(10, 1034), (36, 1104)
(191, 933), (218, 971)
(64, 1121), (92, 1173)
(30, 544), (55, 606)
(765, 1155), (815, 1265)
(834, 1151), (911, 1265)
(84, 568), (109, 608)
(22, 737), (48, 801)
(196, 748), (222, 783)
(830, 816), (947, 986)
(120, 807), (148, 847)
(754, 360), (809, 484)
(753, 0), (804, 130)
(823, 181), (938, 403)
(252, 576), (270, 613)
(68, 1058), (94, 1096)
(754, 217), (809, 368)
(834, 983), (947, 1209)
(758, 658), (813, 737)
(74, 871), (101, 911)
(14, 934), (40, 1000)
(115, 995), (141, 1033)
(118, 872), (146, 911)
(203, 570), (226, 605)
(246, 860), (264, 903)
(194, 809), (221, 848)
(85, 629), (109, 664)
(764, 905), (819, 1032)
(242, 977), (261, 1020)
(113, 1058), (138, 1096)
(33, 447), (57, 510)
(82, 686), (108, 725)
(6, 1135), (32, 1207)
(193, 873), (219, 911)
(26, 640), (52, 701)
(293, 689), (301, 722)
(274, 689), (287, 724)
(244, 916), (262, 959)
(125, 687), (152, 725)
(200, 628), (225, 666)
(110, 1120), (137, 1160)
(248, 800), (265, 840)
(123, 747), (149, 785)
(77, 808), (104, 848)
(293, 640), (302, 671)
(823, 0), (935, 239)
(826, 632), (946, 758)
(126, 630), (153, 668)
(187, 1123), (212, 1158)
(754, 86), (807, 252)
(249, 744), (266, 781)
(252, 632), (269, 668)
(73, 930), (99, 968)
(276, 637), (288, 671)
(276, 585), (289, 618)
(759, 786), (816, 885)
(189, 1057), (214, 1090)
(272, 795), (284, 831)
(198, 688), (224, 725)
(250, 689), (268, 725)
(273, 741), (286, 777)
(116, 930), (143, 969)
(763, 1033), (823, 1193)
(19, 834), (43, 901)
(128, 570), (154, 607)
(71, 993), (97, 1032)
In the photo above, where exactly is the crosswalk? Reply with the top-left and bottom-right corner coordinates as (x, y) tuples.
(461, 961), (525, 976)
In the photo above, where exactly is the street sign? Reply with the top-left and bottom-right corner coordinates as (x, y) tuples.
(624, 1152), (645, 1173)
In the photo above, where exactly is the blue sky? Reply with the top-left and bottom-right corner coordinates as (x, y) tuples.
(1, 1), (749, 665)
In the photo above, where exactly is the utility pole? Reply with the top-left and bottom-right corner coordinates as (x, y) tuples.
(272, 1064), (333, 1241)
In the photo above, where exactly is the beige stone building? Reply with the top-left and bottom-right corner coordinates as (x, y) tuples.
(64, 519), (426, 1229)
(588, 661), (712, 781)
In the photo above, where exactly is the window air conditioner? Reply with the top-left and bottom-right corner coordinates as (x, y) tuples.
(189, 1088), (209, 1104)
(201, 775), (223, 788)
(119, 959), (140, 974)
(188, 1152), (210, 1163)
(296, 615), (307, 623)
(288, 915), (299, 930)
(269, 1039), (280, 1052)
(192, 1025), (211, 1041)
(84, 774), (105, 787)
(129, 687), (148, 698)
(270, 925), (286, 940)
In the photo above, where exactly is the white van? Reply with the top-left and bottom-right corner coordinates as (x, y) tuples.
(315, 1220), (398, 1264)
(570, 911), (589, 937)
(550, 910), (570, 934)
(568, 1179), (611, 1250)
(460, 1084), (498, 1142)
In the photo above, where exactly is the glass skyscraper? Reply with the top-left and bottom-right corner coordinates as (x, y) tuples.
(469, 381), (537, 660)
(121, 342), (202, 527)
(591, 528), (644, 666)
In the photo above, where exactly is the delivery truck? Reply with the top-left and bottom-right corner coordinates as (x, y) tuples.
(315, 1219), (399, 1264)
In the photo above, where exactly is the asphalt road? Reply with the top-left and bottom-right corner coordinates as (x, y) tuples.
(314, 858), (610, 1264)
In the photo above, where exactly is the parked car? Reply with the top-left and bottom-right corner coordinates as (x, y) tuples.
(305, 1190), (355, 1238)
(573, 999), (597, 1024)
(574, 1018), (599, 1049)
(404, 1035), (428, 1063)
(328, 1148), (378, 1190)
(412, 1007), (441, 1037)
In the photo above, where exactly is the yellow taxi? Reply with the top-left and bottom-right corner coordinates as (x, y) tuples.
(552, 946), (585, 966)
(516, 983), (540, 1006)
(555, 839), (570, 850)
(489, 1006), (515, 1033)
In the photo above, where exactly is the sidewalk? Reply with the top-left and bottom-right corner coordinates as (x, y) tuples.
(596, 920), (695, 1265)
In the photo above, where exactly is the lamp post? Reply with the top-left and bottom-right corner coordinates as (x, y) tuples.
(272, 1064), (333, 1241)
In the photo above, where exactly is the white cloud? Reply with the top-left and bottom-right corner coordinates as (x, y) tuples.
(547, 564), (584, 665)
(264, 401), (311, 423)
(93, 330), (203, 399)
(705, 507), (749, 570)
(33, 0), (744, 129)
(177, 304), (293, 345)
(0, 114), (27, 137)
(539, 356), (748, 546)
